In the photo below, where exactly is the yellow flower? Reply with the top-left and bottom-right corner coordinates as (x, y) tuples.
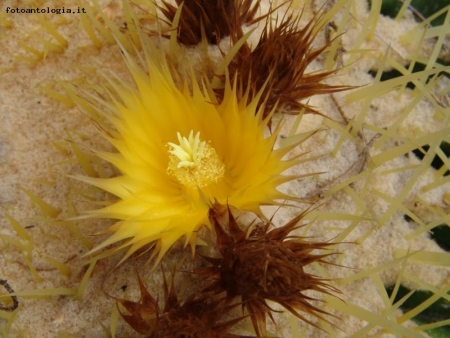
(75, 48), (302, 266)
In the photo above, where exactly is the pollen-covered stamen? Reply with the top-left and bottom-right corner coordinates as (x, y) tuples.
(168, 130), (205, 168)
(167, 130), (225, 188)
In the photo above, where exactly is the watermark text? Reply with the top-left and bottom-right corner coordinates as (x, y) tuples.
(5, 7), (86, 15)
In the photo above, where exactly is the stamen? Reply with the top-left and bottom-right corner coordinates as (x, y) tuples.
(167, 131), (225, 188)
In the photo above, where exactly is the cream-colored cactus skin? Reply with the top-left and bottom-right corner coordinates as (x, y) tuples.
(0, 0), (449, 337)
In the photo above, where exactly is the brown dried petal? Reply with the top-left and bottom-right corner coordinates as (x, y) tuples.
(159, 0), (260, 45)
(223, 11), (353, 118)
(195, 203), (341, 336)
(115, 270), (250, 337)
(115, 274), (158, 334)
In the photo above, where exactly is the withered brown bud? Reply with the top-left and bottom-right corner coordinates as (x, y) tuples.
(159, 0), (260, 45)
(224, 12), (352, 118)
(114, 272), (250, 337)
(195, 203), (341, 336)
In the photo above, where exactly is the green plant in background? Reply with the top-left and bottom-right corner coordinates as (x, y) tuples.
(380, 0), (450, 26)
(373, 1), (450, 336)
(386, 285), (450, 337)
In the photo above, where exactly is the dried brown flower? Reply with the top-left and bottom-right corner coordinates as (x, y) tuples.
(115, 272), (250, 337)
(223, 12), (352, 118)
(194, 203), (340, 336)
(159, 0), (260, 45)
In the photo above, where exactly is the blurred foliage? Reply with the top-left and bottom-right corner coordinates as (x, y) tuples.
(430, 225), (450, 252)
(378, 0), (450, 26)
(386, 285), (450, 336)
(379, 2), (450, 337)
(412, 142), (450, 175)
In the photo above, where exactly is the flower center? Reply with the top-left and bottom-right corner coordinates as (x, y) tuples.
(167, 130), (225, 188)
